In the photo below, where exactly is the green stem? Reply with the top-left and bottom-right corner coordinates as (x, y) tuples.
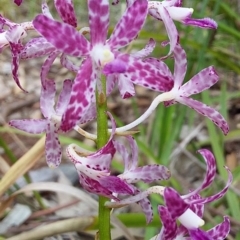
(96, 76), (111, 240)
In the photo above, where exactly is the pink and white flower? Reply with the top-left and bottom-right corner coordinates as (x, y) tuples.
(9, 79), (73, 168)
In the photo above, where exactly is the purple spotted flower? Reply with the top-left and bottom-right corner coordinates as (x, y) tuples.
(9, 79), (73, 168)
(66, 125), (134, 199)
(164, 44), (229, 135)
(115, 136), (171, 223)
(156, 150), (232, 239)
(148, 0), (217, 57)
(114, 44), (229, 135)
(67, 119), (170, 211)
(0, 15), (33, 91)
(33, 0), (174, 132)
(106, 149), (232, 239)
(21, 0), (78, 88)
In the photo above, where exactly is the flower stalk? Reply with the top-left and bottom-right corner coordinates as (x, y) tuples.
(96, 75), (111, 240)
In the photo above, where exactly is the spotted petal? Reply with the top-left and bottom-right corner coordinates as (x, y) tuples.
(88, 0), (109, 45)
(108, 0), (148, 49)
(42, 0), (54, 19)
(131, 38), (156, 59)
(104, 54), (174, 92)
(182, 149), (216, 199)
(122, 165), (171, 183)
(9, 119), (47, 134)
(40, 79), (56, 119)
(40, 51), (60, 88)
(33, 14), (90, 57)
(54, 0), (77, 27)
(177, 97), (229, 135)
(20, 37), (56, 59)
(139, 195), (153, 224)
(172, 43), (187, 89)
(45, 121), (62, 168)
(188, 228), (212, 240)
(182, 16), (217, 29)
(180, 66), (219, 96)
(148, 4), (179, 58)
(61, 58), (95, 131)
(164, 187), (188, 219)
(60, 53), (79, 72)
(118, 74), (135, 98)
(158, 206), (178, 240)
(9, 42), (25, 91)
(56, 79), (73, 116)
(207, 216), (230, 239)
(189, 167), (232, 205)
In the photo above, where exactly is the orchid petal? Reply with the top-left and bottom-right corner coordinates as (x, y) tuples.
(79, 102), (97, 124)
(56, 79), (73, 116)
(40, 79), (56, 119)
(42, 0), (54, 19)
(105, 54), (174, 92)
(188, 194), (204, 218)
(207, 216), (230, 239)
(60, 53), (79, 72)
(21, 37), (56, 59)
(126, 136), (138, 170)
(131, 38), (156, 59)
(158, 206), (178, 239)
(108, 0), (148, 49)
(9, 42), (25, 91)
(148, 4), (179, 58)
(139, 196), (153, 224)
(180, 66), (219, 96)
(67, 144), (112, 172)
(45, 121), (62, 168)
(189, 167), (232, 205)
(9, 119), (47, 134)
(88, 0), (109, 45)
(114, 141), (131, 170)
(182, 149), (216, 199)
(177, 97), (229, 135)
(40, 50), (60, 88)
(5, 25), (26, 43)
(106, 75), (117, 96)
(123, 165), (171, 183)
(166, 6), (193, 22)
(54, 0), (77, 27)
(99, 176), (134, 194)
(61, 58), (95, 131)
(188, 228), (212, 240)
(33, 14), (90, 57)
(118, 74), (135, 99)
(183, 17), (217, 29)
(79, 173), (118, 200)
(162, 0), (183, 7)
(172, 43), (187, 90)
(164, 187), (188, 219)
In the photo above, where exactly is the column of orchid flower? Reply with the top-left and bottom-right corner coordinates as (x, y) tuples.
(3, 0), (233, 239)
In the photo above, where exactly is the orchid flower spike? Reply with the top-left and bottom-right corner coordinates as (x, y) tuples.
(9, 79), (73, 168)
(115, 44), (229, 135)
(33, 0), (174, 132)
